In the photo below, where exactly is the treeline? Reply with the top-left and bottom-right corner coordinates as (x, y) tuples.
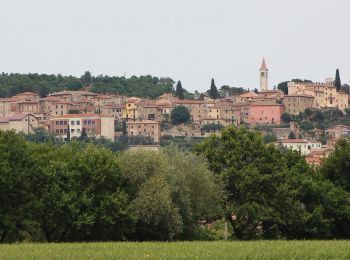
(0, 131), (222, 242)
(2, 127), (350, 242)
(0, 72), (174, 98)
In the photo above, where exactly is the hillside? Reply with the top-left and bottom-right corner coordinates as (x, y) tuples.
(0, 72), (174, 99)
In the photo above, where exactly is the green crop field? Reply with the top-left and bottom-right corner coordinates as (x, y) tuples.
(0, 241), (349, 260)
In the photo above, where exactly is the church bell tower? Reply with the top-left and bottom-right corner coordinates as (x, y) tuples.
(260, 58), (268, 91)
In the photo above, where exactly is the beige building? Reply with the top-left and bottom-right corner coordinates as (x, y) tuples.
(126, 120), (160, 143)
(0, 114), (39, 134)
(283, 94), (314, 115)
(288, 81), (349, 111)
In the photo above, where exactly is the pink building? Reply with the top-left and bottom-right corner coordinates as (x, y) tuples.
(248, 104), (284, 125)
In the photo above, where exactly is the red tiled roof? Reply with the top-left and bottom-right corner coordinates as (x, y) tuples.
(127, 120), (159, 124)
(280, 139), (309, 143)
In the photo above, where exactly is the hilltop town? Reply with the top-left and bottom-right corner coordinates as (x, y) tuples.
(0, 59), (349, 165)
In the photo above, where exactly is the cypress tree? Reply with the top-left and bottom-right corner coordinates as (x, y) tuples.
(334, 69), (342, 91)
(209, 78), (219, 99)
(175, 81), (184, 100)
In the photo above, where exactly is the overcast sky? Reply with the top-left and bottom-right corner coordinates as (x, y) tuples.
(0, 0), (349, 92)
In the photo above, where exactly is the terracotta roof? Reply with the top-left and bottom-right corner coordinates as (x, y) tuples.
(53, 114), (100, 119)
(280, 139), (310, 143)
(0, 114), (36, 123)
(250, 103), (283, 107)
(240, 92), (258, 98)
(127, 120), (159, 124)
(285, 94), (314, 98)
(16, 100), (38, 104)
(175, 100), (203, 105)
(0, 98), (19, 102)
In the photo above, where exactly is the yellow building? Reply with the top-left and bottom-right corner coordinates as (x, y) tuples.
(123, 97), (142, 120)
(288, 81), (349, 111)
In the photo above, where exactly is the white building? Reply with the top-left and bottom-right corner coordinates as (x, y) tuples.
(276, 139), (322, 155)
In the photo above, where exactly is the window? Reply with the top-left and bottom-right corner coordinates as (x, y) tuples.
(56, 130), (59, 133)
(59, 121), (63, 125)
(64, 121), (67, 125)
(56, 121), (59, 125)
(71, 129), (74, 133)
(83, 120), (87, 125)
(71, 121), (75, 125)
(76, 121), (80, 125)
(61, 105), (63, 108)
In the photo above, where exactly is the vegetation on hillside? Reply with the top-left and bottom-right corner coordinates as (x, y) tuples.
(0, 72), (174, 98)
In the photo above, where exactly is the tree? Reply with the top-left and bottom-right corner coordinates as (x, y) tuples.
(78, 128), (88, 141)
(277, 81), (288, 95)
(80, 71), (92, 86)
(320, 139), (350, 192)
(334, 69), (341, 91)
(171, 106), (190, 125)
(220, 85), (230, 97)
(195, 127), (350, 239)
(175, 81), (184, 100)
(288, 131), (296, 139)
(66, 125), (70, 142)
(253, 88), (259, 94)
(117, 147), (223, 240)
(209, 79), (219, 99)
(281, 112), (292, 124)
(300, 120), (314, 131)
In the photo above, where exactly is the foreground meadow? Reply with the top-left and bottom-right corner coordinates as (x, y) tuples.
(0, 241), (350, 260)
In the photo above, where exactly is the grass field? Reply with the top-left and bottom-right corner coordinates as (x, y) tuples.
(1, 241), (350, 259)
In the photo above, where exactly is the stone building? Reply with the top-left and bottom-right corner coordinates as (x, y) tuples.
(283, 94), (314, 115)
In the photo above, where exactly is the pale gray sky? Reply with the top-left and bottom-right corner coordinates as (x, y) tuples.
(0, 0), (349, 92)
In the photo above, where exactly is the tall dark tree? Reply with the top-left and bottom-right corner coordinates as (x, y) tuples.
(81, 71), (92, 86)
(175, 81), (184, 100)
(66, 125), (71, 142)
(209, 78), (219, 99)
(334, 69), (341, 91)
(171, 106), (190, 125)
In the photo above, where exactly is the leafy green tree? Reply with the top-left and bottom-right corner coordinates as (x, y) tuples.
(209, 79), (219, 99)
(264, 132), (277, 143)
(25, 127), (53, 143)
(300, 120), (314, 131)
(117, 147), (223, 240)
(175, 81), (184, 100)
(281, 112), (292, 124)
(195, 127), (350, 239)
(320, 139), (350, 192)
(171, 106), (190, 125)
(334, 69), (341, 91)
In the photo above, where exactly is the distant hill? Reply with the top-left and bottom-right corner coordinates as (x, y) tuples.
(0, 72), (174, 99)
